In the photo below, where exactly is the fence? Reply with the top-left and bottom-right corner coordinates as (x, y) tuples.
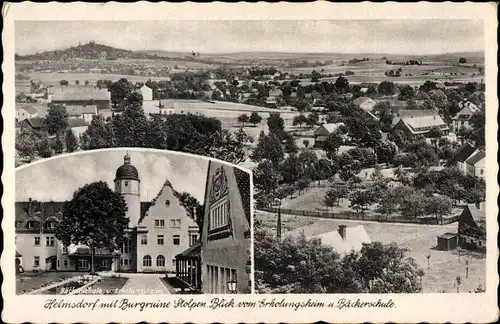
(259, 207), (460, 225)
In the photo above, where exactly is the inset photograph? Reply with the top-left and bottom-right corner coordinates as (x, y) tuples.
(15, 149), (252, 295)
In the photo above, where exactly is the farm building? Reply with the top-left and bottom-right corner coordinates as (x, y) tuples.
(16, 104), (39, 122)
(393, 113), (449, 137)
(452, 142), (477, 174)
(436, 233), (458, 251)
(313, 122), (346, 148)
(352, 97), (377, 112)
(51, 90), (111, 110)
(458, 203), (486, 253)
(66, 105), (98, 124)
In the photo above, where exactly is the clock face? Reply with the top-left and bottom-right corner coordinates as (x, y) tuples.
(210, 166), (229, 204)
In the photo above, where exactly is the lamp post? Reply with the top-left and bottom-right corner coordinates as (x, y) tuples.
(227, 278), (238, 294)
(271, 198), (282, 239)
(465, 260), (469, 278)
(425, 254), (431, 269)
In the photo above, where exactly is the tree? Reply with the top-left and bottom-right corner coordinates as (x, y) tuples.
(60, 80), (69, 87)
(323, 132), (343, 159)
(323, 189), (338, 211)
(398, 85), (416, 101)
(253, 160), (282, 196)
(283, 133), (298, 154)
(51, 136), (64, 155)
(55, 181), (128, 273)
(306, 112), (319, 127)
(15, 127), (37, 162)
(375, 188), (400, 220)
(350, 190), (377, 218)
(303, 139), (310, 148)
(400, 189), (426, 220)
(249, 111), (262, 126)
(75, 80), (80, 86)
(325, 188), (348, 209)
(334, 76), (349, 93)
(177, 192), (204, 231)
(37, 135), (52, 158)
(65, 129), (79, 153)
(237, 114), (249, 127)
(427, 126), (443, 139)
(292, 114), (308, 128)
(80, 115), (115, 150)
(458, 57), (467, 64)
(251, 133), (284, 166)
(85, 80), (90, 86)
(109, 78), (134, 109)
(267, 113), (285, 139)
(45, 104), (69, 136)
(425, 195), (452, 224)
(111, 92), (149, 147)
(280, 154), (302, 185)
(377, 81), (397, 96)
(296, 178), (310, 195)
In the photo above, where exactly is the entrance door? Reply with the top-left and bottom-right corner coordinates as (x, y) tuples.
(100, 259), (112, 271)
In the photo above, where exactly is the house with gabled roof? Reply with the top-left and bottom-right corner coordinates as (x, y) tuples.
(452, 99), (483, 132)
(393, 112), (449, 137)
(16, 104), (39, 122)
(353, 97), (377, 112)
(465, 150), (486, 178)
(313, 122), (346, 148)
(452, 142), (477, 174)
(458, 203), (486, 252)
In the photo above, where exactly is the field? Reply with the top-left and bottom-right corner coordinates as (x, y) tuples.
(256, 211), (486, 293)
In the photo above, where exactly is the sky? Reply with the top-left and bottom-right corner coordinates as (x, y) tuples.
(15, 150), (209, 203)
(15, 20), (484, 55)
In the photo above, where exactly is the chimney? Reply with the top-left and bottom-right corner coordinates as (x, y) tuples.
(475, 201), (485, 211)
(338, 225), (347, 240)
(192, 206), (197, 221)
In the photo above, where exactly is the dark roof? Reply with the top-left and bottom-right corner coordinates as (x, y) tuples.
(466, 204), (486, 225)
(234, 167), (251, 226)
(175, 242), (201, 259)
(115, 153), (139, 181)
(465, 150), (485, 165)
(453, 142), (476, 162)
(16, 250), (22, 257)
(16, 104), (39, 115)
(24, 117), (45, 129)
(68, 119), (89, 128)
(438, 233), (458, 239)
(52, 91), (110, 102)
(16, 200), (151, 232)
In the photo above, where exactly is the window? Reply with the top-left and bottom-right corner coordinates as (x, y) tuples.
(57, 260), (60, 268)
(157, 235), (164, 245)
(209, 200), (228, 230)
(154, 219), (165, 228)
(170, 219), (181, 228)
(121, 239), (132, 254)
(121, 258), (131, 266)
(45, 221), (55, 230)
(34, 236), (40, 246)
(156, 255), (165, 267)
(140, 234), (148, 245)
(173, 235), (180, 245)
(33, 256), (40, 267)
(78, 259), (89, 269)
(143, 255), (152, 267)
(62, 245), (68, 254)
(165, 200), (170, 206)
(63, 259), (68, 267)
(124, 181), (129, 187)
(45, 236), (55, 247)
(172, 259), (176, 267)
(480, 169), (484, 175)
(27, 220), (37, 229)
(189, 234), (198, 247)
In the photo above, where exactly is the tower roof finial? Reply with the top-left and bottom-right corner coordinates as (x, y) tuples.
(124, 151), (131, 165)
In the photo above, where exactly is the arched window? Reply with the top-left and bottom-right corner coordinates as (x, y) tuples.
(156, 255), (165, 267)
(143, 255), (152, 267)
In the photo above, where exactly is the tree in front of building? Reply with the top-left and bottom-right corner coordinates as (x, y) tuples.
(55, 181), (129, 273)
(45, 104), (69, 136)
(37, 135), (53, 158)
(80, 115), (115, 150)
(51, 136), (64, 155)
(237, 114), (249, 127)
(425, 195), (453, 225)
(65, 129), (79, 153)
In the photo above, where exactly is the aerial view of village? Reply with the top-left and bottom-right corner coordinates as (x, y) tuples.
(14, 20), (487, 295)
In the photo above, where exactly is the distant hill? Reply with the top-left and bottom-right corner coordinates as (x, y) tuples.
(15, 41), (153, 61)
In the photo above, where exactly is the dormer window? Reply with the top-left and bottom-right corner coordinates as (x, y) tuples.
(26, 220), (38, 229)
(45, 221), (55, 230)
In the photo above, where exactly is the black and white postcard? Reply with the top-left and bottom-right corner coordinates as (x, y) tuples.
(2, 2), (497, 323)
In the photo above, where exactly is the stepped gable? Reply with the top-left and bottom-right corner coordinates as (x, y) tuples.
(234, 167), (251, 226)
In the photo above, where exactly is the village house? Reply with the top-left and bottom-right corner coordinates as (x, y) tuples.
(353, 97), (377, 112)
(66, 105), (98, 124)
(309, 225), (371, 255)
(19, 117), (46, 134)
(175, 161), (251, 294)
(464, 150), (486, 178)
(452, 142), (477, 174)
(68, 119), (89, 137)
(313, 122), (346, 148)
(51, 90), (111, 110)
(139, 84), (153, 101)
(452, 99), (482, 131)
(15, 154), (199, 273)
(458, 203), (486, 252)
(269, 88), (283, 98)
(392, 111), (449, 137)
(16, 104), (39, 122)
